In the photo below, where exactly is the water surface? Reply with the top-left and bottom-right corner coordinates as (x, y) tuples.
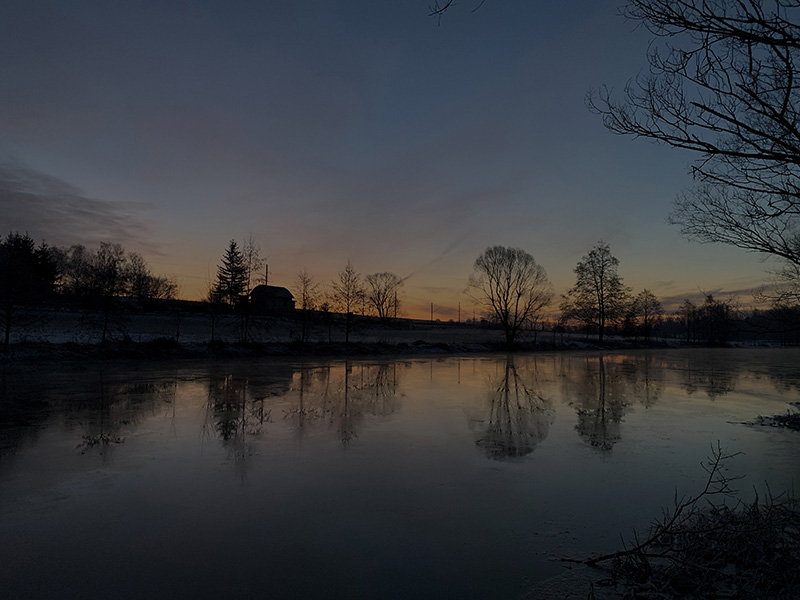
(1, 349), (798, 599)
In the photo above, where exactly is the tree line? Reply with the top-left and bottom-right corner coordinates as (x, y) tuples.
(469, 241), (800, 348)
(203, 0), (800, 347)
(208, 239), (404, 344)
(0, 233), (177, 350)
(3, 230), (799, 350)
(469, 241), (659, 346)
(432, 1), (800, 333)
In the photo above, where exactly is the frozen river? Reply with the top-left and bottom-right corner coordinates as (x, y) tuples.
(1, 349), (798, 599)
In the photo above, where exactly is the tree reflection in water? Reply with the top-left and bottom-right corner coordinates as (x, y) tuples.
(675, 353), (739, 399)
(621, 354), (665, 408)
(473, 357), (554, 460)
(282, 361), (402, 443)
(202, 362), (403, 462)
(565, 355), (628, 452)
(75, 376), (178, 460)
(203, 374), (273, 477)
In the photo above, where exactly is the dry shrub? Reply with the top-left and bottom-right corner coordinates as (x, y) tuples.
(573, 443), (800, 599)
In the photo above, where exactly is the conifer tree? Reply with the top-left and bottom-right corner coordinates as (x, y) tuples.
(0, 232), (58, 351)
(215, 240), (247, 307)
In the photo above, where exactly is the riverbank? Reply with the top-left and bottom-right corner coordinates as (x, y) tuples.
(0, 336), (680, 363)
(2, 308), (685, 362)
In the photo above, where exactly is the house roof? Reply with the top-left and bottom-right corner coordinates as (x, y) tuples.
(251, 284), (294, 299)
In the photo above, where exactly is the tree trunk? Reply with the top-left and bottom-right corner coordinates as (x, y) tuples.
(504, 327), (515, 348)
(101, 296), (112, 345)
(3, 307), (11, 352)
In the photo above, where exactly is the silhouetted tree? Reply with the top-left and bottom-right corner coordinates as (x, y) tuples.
(764, 302), (800, 344)
(365, 272), (403, 321)
(331, 261), (364, 344)
(561, 241), (630, 342)
(51, 243), (173, 340)
(58, 244), (93, 298)
(125, 252), (176, 306)
(589, 1), (800, 280)
(468, 246), (552, 347)
(318, 290), (335, 343)
(239, 234), (263, 342)
(756, 262), (800, 308)
(203, 282), (225, 342)
(632, 289), (663, 342)
(241, 235), (264, 294)
(699, 294), (736, 345)
(0, 232), (58, 351)
(215, 240), (247, 308)
(680, 299), (698, 343)
(294, 268), (319, 343)
(428, 0), (486, 20)
(123, 252), (176, 311)
(92, 242), (129, 344)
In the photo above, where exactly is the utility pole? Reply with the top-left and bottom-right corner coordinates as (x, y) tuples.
(458, 302), (461, 324)
(430, 302), (434, 323)
(265, 263), (269, 287)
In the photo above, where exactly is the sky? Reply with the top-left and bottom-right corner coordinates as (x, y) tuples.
(0, 0), (774, 319)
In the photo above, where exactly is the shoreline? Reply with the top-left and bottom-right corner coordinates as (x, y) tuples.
(2, 308), (791, 363)
(0, 336), (772, 364)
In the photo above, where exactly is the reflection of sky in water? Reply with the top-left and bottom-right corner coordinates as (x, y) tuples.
(1, 349), (798, 599)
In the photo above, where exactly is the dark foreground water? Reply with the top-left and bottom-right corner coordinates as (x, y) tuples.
(1, 349), (798, 599)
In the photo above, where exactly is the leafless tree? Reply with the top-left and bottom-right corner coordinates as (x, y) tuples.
(365, 272), (403, 320)
(294, 268), (319, 343)
(589, 1), (800, 277)
(428, 0), (487, 20)
(468, 246), (552, 347)
(331, 261), (364, 344)
(240, 234), (264, 343)
(241, 234), (264, 293)
(757, 261), (800, 306)
(59, 244), (92, 297)
(91, 243), (130, 344)
(125, 252), (176, 306)
(295, 268), (319, 312)
(632, 288), (663, 342)
(561, 241), (631, 342)
(680, 298), (698, 343)
(318, 287), (336, 343)
(203, 277), (225, 343)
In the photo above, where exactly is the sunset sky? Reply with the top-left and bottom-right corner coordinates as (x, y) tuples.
(0, 1), (772, 319)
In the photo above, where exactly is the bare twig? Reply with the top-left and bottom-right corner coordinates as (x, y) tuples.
(563, 442), (799, 598)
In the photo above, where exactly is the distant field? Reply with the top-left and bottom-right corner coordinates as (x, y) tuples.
(6, 308), (515, 348)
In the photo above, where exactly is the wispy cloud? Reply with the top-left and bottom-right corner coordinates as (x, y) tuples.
(0, 163), (157, 252)
(401, 230), (475, 282)
(659, 286), (759, 311)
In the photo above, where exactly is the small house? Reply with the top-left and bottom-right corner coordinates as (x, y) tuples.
(250, 285), (295, 313)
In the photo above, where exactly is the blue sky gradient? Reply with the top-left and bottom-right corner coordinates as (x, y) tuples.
(1, 1), (770, 318)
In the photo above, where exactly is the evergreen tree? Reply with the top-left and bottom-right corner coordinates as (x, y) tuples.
(0, 232), (58, 351)
(215, 240), (247, 307)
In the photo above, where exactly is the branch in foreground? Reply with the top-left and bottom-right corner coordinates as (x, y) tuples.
(563, 442), (800, 598)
